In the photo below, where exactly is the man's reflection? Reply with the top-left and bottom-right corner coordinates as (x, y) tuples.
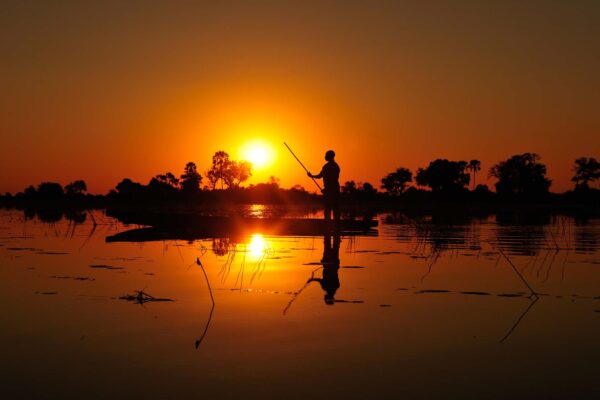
(308, 234), (341, 305)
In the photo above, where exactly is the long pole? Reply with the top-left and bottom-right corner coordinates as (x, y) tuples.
(283, 142), (322, 191)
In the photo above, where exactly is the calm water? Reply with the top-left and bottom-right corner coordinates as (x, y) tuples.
(1, 209), (599, 399)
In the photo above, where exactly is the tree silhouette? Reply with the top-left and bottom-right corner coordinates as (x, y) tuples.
(381, 167), (412, 196)
(468, 160), (481, 190)
(65, 180), (87, 196)
(207, 152), (253, 189)
(267, 176), (280, 188)
(154, 172), (179, 188)
(572, 157), (600, 190)
(235, 160), (253, 186)
(342, 180), (358, 196)
(147, 172), (179, 199)
(342, 180), (378, 201)
(115, 178), (145, 198)
(24, 185), (36, 198)
(361, 182), (377, 196)
(489, 153), (551, 197)
(223, 160), (253, 188)
(207, 151), (231, 189)
(36, 182), (64, 200)
(415, 159), (470, 193)
(180, 162), (202, 194)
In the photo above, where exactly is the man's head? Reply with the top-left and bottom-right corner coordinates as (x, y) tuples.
(325, 150), (335, 161)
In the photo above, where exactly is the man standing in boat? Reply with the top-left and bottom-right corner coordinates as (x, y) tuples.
(308, 150), (340, 222)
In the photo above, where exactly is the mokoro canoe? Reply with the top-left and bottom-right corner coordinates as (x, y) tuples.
(105, 210), (378, 242)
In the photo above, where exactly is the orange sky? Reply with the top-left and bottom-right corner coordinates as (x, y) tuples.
(1, 1), (599, 194)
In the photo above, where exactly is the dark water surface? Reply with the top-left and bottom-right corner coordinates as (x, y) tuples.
(1, 209), (599, 399)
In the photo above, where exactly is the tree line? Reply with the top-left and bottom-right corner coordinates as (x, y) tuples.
(376, 154), (599, 198)
(0, 152), (598, 206)
(0, 151), (317, 205)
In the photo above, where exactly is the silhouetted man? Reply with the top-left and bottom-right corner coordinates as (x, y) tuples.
(308, 150), (340, 222)
(308, 234), (341, 305)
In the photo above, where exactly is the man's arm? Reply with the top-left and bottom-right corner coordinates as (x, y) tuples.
(308, 167), (324, 179)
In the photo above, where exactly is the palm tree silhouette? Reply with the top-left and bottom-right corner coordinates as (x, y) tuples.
(468, 160), (481, 190)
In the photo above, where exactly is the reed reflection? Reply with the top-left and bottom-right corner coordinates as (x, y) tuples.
(210, 233), (273, 288)
(574, 220), (600, 254)
(386, 211), (600, 260)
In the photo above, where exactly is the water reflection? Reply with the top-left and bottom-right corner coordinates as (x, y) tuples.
(211, 238), (233, 256)
(283, 233), (344, 313)
(248, 234), (268, 259)
(308, 234), (341, 304)
(210, 234), (269, 259)
(500, 295), (539, 343)
(384, 212), (600, 258)
(194, 257), (215, 350)
(23, 207), (88, 224)
(1, 209), (600, 399)
(574, 219), (600, 254)
(208, 233), (274, 288)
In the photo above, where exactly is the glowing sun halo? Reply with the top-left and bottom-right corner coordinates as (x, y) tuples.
(240, 140), (274, 169)
(248, 234), (267, 258)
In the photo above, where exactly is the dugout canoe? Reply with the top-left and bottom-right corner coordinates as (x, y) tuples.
(105, 210), (378, 242)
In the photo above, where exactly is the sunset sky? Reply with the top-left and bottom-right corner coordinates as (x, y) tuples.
(1, 0), (599, 194)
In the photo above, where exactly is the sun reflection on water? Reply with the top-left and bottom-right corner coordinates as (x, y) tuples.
(248, 233), (268, 258)
(247, 204), (267, 218)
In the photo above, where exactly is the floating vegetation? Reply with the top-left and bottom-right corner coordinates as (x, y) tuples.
(410, 289), (533, 298)
(119, 290), (173, 304)
(379, 304), (392, 307)
(341, 265), (366, 269)
(90, 264), (124, 270)
(416, 289), (451, 294)
(240, 288), (291, 295)
(35, 251), (69, 255)
(35, 291), (57, 295)
(481, 251), (498, 256)
(51, 276), (95, 281)
(93, 256), (141, 261)
(7, 247), (42, 251)
(334, 300), (364, 303)
(460, 291), (492, 296)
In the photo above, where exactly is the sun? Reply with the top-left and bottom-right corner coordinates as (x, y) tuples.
(240, 140), (274, 169)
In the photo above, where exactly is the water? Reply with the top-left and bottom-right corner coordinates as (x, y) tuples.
(1, 209), (599, 399)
